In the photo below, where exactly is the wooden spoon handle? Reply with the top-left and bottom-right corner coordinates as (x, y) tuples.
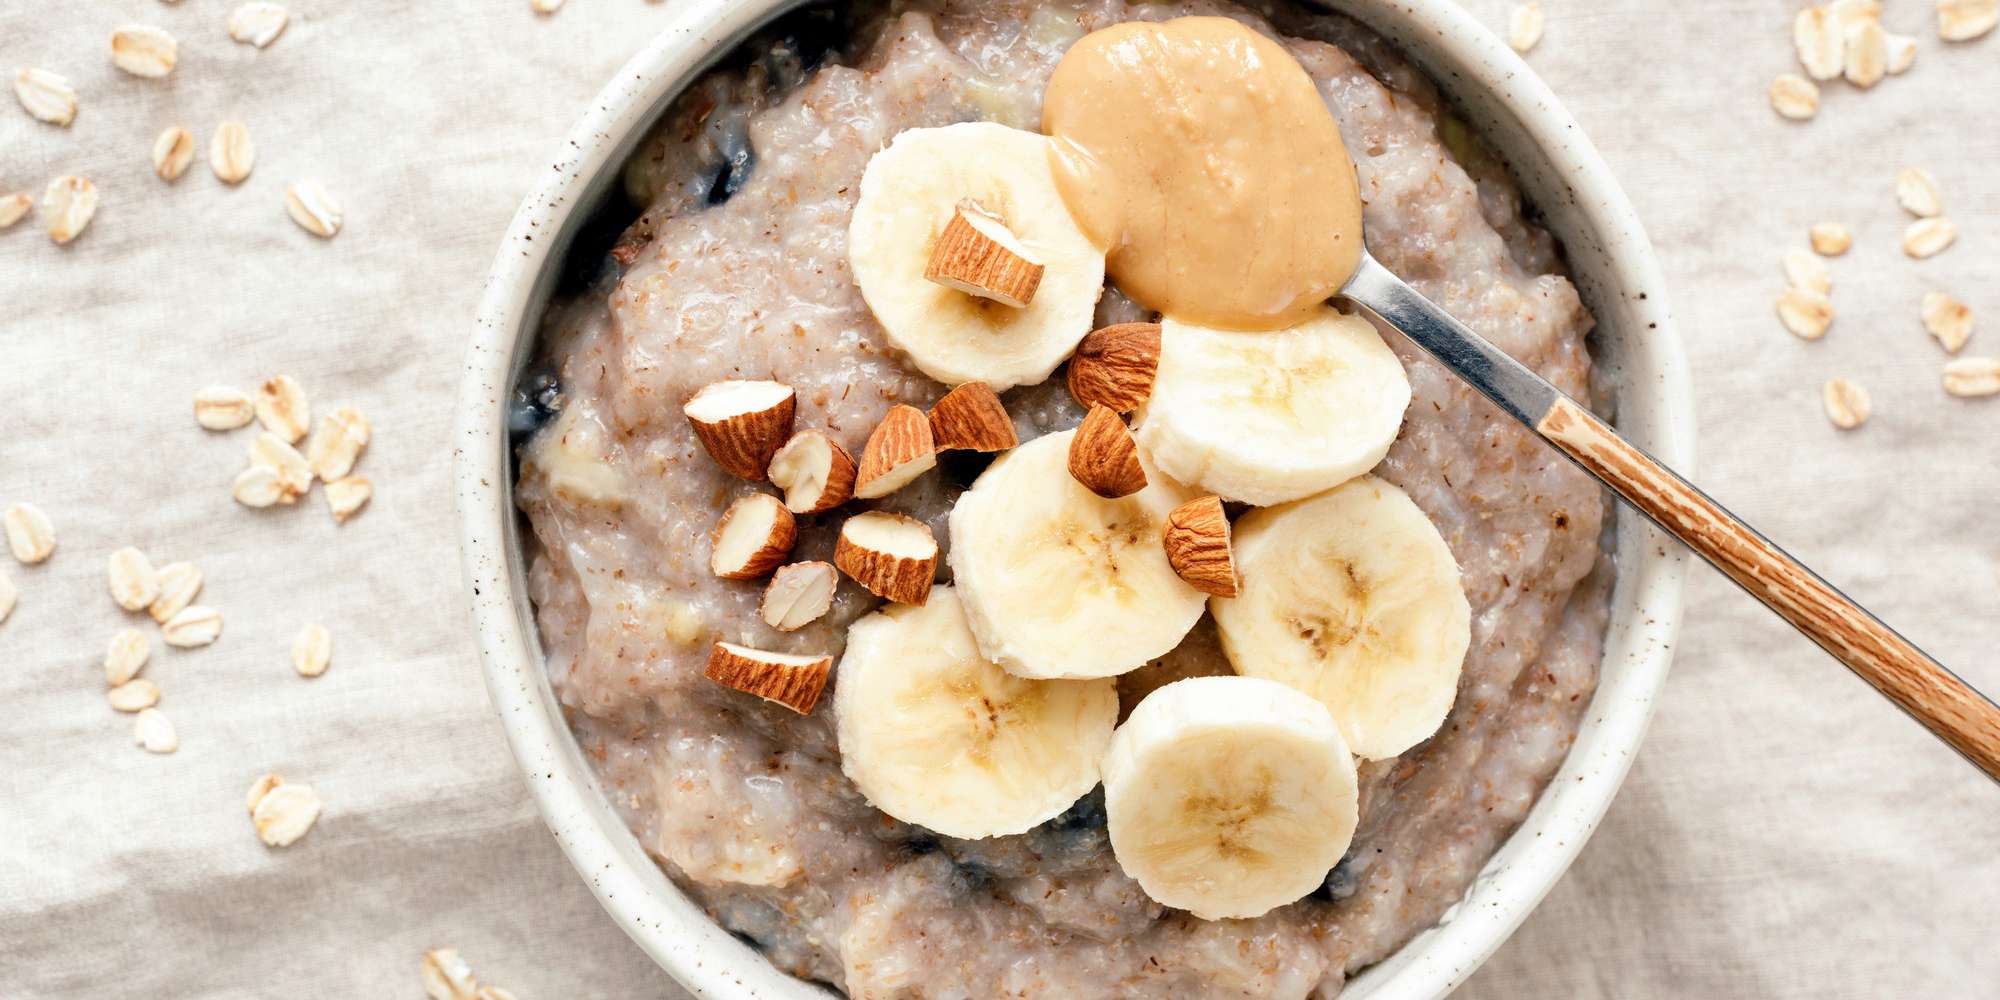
(1538, 396), (2000, 778)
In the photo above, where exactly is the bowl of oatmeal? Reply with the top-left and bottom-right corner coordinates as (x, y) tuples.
(455, 1), (1692, 997)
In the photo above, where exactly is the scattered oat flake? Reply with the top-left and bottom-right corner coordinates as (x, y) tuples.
(325, 475), (372, 523)
(1809, 222), (1852, 256)
(254, 375), (310, 443)
(531, 0), (566, 12)
(4, 503), (55, 564)
(149, 561), (202, 623)
(112, 25), (179, 78)
(1923, 292), (1973, 353)
(0, 572), (14, 625)
(1896, 168), (1943, 218)
(14, 68), (78, 126)
(252, 782), (321, 846)
(1886, 31), (1919, 72)
(249, 432), (314, 501)
(0, 193), (32, 230)
(228, 3), (290, 47)
(1794, 7), (1845, 79)
(475, 988), (519, 1000)
(210, 121), (257, 184)
(421, 949), (479, 1000)
(233, 465), (285, 508)
(42, 175), (99, 245)
(1508, 4), (1544, 52)
(1822, 378), (1871, 429)
(246, 773), (284, 814)
(106, 627), (152, 686)
(1942, 357), (2000, 397)
(1777, 289), (1834, 340)
(1782, 248), (1832, 295)
(1903, 217), (1957, 258)
(1769, 74), (1819, 120)
(162, 605), (223, 648)
(1844, 19), (1889, 86)
(195, 386), (256, 430)
(1938, 0), (1999, 41)
(108, 547), (161, 611)
(284, 179), (342, 238)
(306, 407), (370, 480)
(292, 623), (331, 678)
(134, 708), (178, 753)
(109, 679), (162, 713)
(153, 126), (196, 181)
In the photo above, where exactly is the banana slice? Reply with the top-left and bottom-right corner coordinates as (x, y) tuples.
(1133, 308), (1410, 506)
(848, 122), (1106, 391)
(1211, 475), (1470, 760)
(1102, 675), (1358, 920)
(947, 429), (1205, 680)
(835, 587), (1118, 840)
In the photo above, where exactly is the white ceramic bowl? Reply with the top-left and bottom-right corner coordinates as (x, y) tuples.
(455, 2), (1693, 996)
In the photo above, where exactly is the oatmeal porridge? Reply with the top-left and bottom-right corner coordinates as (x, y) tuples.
(513, 1), (1610, 995)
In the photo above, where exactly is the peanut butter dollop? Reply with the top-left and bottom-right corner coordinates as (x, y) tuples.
(1043, 17), (1364, 331)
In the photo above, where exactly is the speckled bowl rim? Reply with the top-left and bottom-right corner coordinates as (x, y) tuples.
(455, 2), (1693, 997)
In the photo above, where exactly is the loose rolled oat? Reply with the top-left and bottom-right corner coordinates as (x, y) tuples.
(1808, 222), (1852, 256)
(1769, 74), (1820, 120)
(251, 782), (322, 846)
(246, 773), (283, 813)
(41, 175), (99, 245)
(1783, 248), (1832, 295)
(162, 605), (224, 647)
(210, 121), (257, 184)
(291, 623), (331, 677)
(111, 25), (179, 78)
(1508, 4), (1544, 53)
(0, 571), (14, 623)
(306, 407), (370, 480)
(108, 547), (161, 611)
(195, 386), (256, 430)
(148, 562), (202, 623)
(1896, 167), (1943, 217)
(232, 465), (285, 508)
(108, 679), (162, 712)
(1903, 217), (1957, 258)
(1942, 357), (2000, 397)
(105, 627), (152, 686)
(4, 503), (55, 564)
(248, 432), (314, 502)
(227, 3), (290, 47)
(1822, 378), (1871, 429)
(284, 180), (343, 238)
(153, 127), (196, 181)
(14, 68), (78, 126)
(421, 949), (479, 1000)
(254, 375), (310, 443)
(1922, 291), (1973, 353)
(1938, 0), (1999, 40)
(134, 708), (179, 753)
(325, 475), (372, 523)
(0, 192), (32, 230)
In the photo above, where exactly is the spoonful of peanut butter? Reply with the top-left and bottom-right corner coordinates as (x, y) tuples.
(1043, 16), (1363, 331)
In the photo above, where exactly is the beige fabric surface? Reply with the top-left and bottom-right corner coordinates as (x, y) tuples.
(1, 1), (1994, 997)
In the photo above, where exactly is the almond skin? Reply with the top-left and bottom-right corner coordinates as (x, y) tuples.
(709, 494), (797, 580)
(1068, 405), (1147, 499)
(928, 382), (1018, 452)
(704, 642), (833, 714)
(855, 404), (937, 499)
(1067, 322), (1162, 412)
(1162, 495), (1238, 597)
(834, 512), (938, 605)
(768, 429), (857, 513)
(923, 202), (1044, 307)
(684, 380), (797, 480)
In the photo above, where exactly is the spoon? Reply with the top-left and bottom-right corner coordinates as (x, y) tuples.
(1339, 250), (2000, 780)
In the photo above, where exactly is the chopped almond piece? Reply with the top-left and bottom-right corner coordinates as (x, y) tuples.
(761, 561), (838, 632)
(1067, 322), (1162, 412)
(923, 200), (1044, 307)
(854, 405), (936, 499)
(928, 382), (1017, 452)
(767, 430), (856, 513)
(1163, 496), (1239, 597)
(710, 494), (796, 580)
(835, 512), (937, 605)
(684, 380), (796, 480)
(704, 642), (833, 714)
(1068, 405), (1147, 499)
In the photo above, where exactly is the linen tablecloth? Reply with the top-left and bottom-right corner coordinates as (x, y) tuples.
(2, 1), (1995, 996)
